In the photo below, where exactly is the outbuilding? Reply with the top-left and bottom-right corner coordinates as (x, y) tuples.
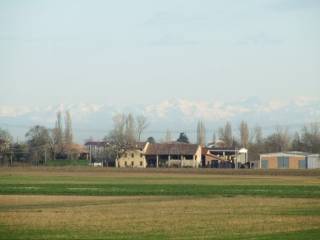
(259, 152), (320, 169)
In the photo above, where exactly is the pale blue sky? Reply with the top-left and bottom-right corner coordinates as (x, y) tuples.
(1, 0), (320, 106)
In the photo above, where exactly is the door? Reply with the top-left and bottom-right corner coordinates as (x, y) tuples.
(261, 160), (269, 169)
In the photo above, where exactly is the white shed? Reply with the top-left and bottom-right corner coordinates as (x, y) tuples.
(307, 154), (320, 169)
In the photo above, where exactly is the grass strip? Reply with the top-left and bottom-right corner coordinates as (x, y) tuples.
(0, 183), (319, 198)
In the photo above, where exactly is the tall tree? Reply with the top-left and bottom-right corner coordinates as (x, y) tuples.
(247, 125), (263, 162)
(218, 122), (233, 147)
(253, 126), (263, 145)
(52, 111), (64, 155)
(197, 120), (206, 146)
(239, 121), (249, 148)
(136, 115), (149, 141)
(125, 113), (136, 145)
(212, 131), (216, 144)
(64, 110), (73, 145)
(177, 132), (189, 143)
(224, 122), (233, 147)
(164, 129), (172, 143)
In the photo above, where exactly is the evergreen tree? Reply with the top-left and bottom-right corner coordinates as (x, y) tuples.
(177, 132), (189, 143)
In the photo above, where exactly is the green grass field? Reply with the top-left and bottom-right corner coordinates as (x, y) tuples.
(0, 167), (319, 239)
(45, 159), (89, 167)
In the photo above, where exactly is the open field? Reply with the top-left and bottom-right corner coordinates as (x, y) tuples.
(0, 167), (320, 239)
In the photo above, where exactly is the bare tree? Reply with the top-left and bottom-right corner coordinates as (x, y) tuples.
(197, 120), (206, 146)
(291, 131), (303, 151)
(239, 121), (249, 148)
(301, 122), (320, 153)
(25, 125), (51, 164)
(265, 126), (290, 152)
(105, 113), (138, 166)
(136, 115), (149, 141)
(0, 128), (12, 150)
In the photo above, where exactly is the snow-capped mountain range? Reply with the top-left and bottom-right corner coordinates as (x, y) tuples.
(1, 97), (319, 143)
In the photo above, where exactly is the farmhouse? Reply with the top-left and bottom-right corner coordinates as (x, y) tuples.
(116, 142), (149, 168)
(260, 152), (320, 169)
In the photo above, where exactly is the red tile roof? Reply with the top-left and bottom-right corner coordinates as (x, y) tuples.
(145, 143), (199, 155)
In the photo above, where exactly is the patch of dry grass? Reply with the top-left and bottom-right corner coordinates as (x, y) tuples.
(0, 168), (319, 239)
(0, 195), (319, 238)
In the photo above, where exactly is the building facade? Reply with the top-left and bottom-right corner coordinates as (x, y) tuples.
(117, 142), (149, 168)
(259, 152), (320, 169)
(116, 142), (202, 168)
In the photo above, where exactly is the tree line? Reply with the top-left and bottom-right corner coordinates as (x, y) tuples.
(0, 110), (75, 165)
(0, 111), (320, 165)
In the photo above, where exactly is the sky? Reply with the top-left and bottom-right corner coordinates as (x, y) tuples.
(0, 0), (320, 142)
(0, 0), (319, 106)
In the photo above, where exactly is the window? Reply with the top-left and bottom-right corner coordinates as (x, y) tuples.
(125, 161), (127, 167)
(261, 160), (268, 169)
(195, 155), (197, 160)
(131, 161), (134, 167)
(277, 157), (289, 169)
(140, 153), (143, 158)
(124, 153), (127, 158)
(131, 153), (134, 158)
(140, 161), (143, 166)
(299, 159), (307, 169)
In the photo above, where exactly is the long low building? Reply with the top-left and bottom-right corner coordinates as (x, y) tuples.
(260, 152), (320, 169)
(145, 143), (201, 168)
(117, 142), (202, 168)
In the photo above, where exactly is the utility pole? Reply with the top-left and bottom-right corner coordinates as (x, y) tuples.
(44, 149), (47, 165)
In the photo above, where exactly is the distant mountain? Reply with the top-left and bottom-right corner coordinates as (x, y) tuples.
(1, 97), (319, 143)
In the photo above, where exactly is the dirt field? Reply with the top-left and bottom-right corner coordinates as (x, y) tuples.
(0, 167), (319, 239)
